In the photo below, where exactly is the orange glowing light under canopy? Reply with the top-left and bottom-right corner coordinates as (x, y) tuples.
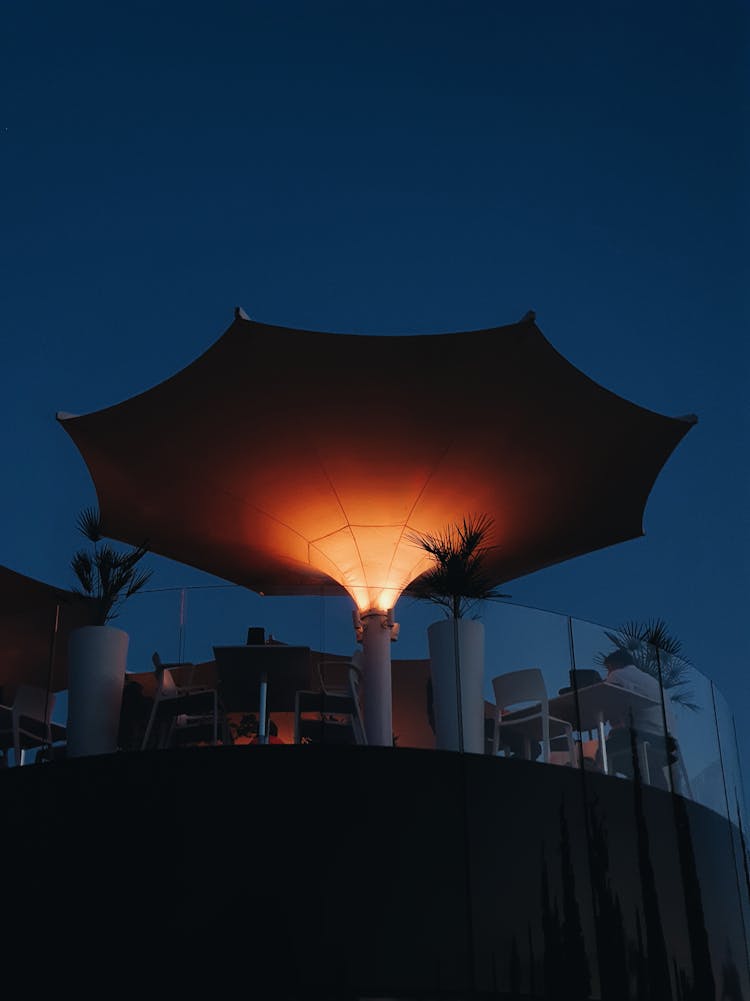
(57, 310), (696, 612)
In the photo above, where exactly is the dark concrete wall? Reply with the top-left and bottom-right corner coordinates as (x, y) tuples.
(1, 747), (748, 1000)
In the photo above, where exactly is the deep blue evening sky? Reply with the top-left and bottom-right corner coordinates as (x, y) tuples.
(2, 3), (748, 777)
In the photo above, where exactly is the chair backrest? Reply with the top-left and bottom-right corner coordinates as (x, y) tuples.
(309, 659), (367, 745)
(347, 663), (367, 745)
(152, 652), (193, 696)
(492, 668), (548, 714)
(12, 685), (55, 725)
(347, 663), (362, 699)
(160, 668), (179, 697)
(317, 660), (350, 693)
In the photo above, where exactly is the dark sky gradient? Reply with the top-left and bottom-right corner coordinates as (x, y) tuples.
(1, 3), (748, 778)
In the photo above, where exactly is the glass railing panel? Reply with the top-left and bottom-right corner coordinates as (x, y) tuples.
(714, 685), (748, 832)
(114, 584), (440, 751)
(44, 581), (743, 818)
(48, 585), (191, 740)
(483, 602), (574, 766)
(567, 618), (613, 773)
(570, 621), (688, 794)
(712, 685), (750, 951)
(569, 620), (728, 809)
(387, 599), (436, 750)
(125, 582), (365, 672)
(663, 657), (724, 814)
(127, 585), (196, 668)
(164, 585), (363, 747)
(567, 620), (698, 998)
(571, 617), (676, 786)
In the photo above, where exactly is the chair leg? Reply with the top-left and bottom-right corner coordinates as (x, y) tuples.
(640, 740), (651, 784)
(141, 699), (160, 751)
(541, 715), (550, 763)
(677, 754), (693, 798)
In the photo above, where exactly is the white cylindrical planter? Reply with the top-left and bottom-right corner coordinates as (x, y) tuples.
(67, 625), (130, 758)
(360, 610), (393, 747)
(428, 618), (485, 754)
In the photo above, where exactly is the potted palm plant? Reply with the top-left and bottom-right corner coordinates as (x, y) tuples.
(597, 618), (699, 711)
(406, 514), (508, 753)
(67, 506), (153, 757)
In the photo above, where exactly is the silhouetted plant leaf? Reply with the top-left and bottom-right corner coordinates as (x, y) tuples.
(69, 506), (152, 625)
(597, 617), (699, 711)
(405, 513), (509, 619)
(76, 505), (104, 543)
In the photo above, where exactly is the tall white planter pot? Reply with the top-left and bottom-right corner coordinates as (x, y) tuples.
(428, 618), (485, 754)
(67, 625), (129, 758)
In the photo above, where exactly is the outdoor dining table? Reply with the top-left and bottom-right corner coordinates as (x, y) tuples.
(547, 681), (665, 774)
(212, 644), (312, 745)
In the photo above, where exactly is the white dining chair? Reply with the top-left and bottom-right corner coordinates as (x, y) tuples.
(140, 653), (225, 749)
(293, 659), (367, 745)
(491, 668), (575, 765)
(0, 685), (66, 765)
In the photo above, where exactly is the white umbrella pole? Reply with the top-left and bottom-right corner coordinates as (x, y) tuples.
(356, 609), (398, 747)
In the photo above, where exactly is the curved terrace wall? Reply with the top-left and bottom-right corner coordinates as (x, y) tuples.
(1, 746), (748, 1000)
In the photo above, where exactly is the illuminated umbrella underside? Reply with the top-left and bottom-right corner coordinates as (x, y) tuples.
(58, 311), (696, 613)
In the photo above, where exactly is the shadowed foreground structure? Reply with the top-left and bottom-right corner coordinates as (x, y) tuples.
(2, 747), (747, 999)
(0, 564), (95, 691)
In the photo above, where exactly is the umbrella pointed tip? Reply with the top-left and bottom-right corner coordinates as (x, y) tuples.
(56, 411), (78, 422)
(519, 309), (536, 323)
(234, 306), (251, 321)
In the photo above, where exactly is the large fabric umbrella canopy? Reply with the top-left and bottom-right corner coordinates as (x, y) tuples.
(0, 565), (96, 691)
(57, 310), (696, 612)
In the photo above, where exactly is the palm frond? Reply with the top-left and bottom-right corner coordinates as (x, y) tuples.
(69, 507), (153, 624)
(598, 617), (699, 712)
(71, 550), (94, 594)
(76, 506), (104, 543)
(406, 514), (509, 619)
(124, 567), (153, 598)
(96, 545), (118, 595)
(617, 617), (686, 661)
